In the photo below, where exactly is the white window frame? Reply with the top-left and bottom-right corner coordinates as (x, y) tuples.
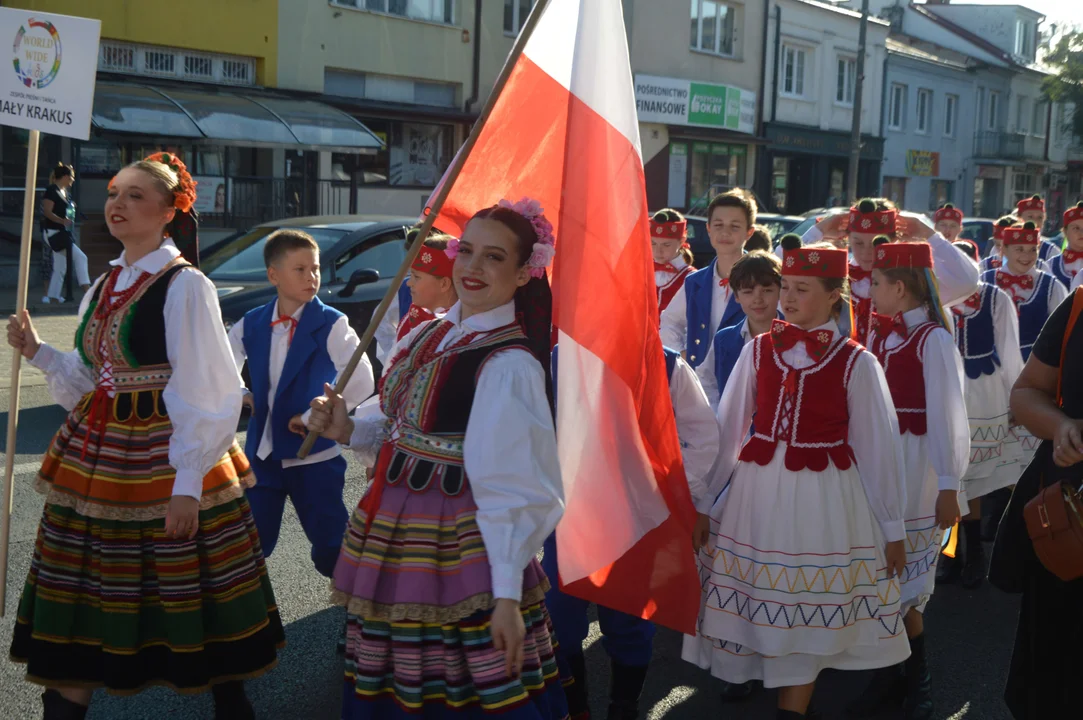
(1015, 20), (1033, 59)
(988, 91), (1000, 131)
(503, 0), (534, 37)
(1016, 95), (1029, 134)
(944, 93), (958, 137)
(916, 88), (932, 135)
(331, 0), (457, 26)
(780, 45), (808, 99)
(690, 0), (737, 58)
(888, 83), (907, 131)
(835, 56), (856, 107)
(97, 39), (255, 86)
(1033, 101), (1047, 138)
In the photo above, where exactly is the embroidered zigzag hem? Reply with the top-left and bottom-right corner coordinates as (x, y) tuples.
(703, 584), (903, 636)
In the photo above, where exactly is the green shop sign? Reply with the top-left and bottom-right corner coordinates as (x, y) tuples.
(635, 74), (756, 135)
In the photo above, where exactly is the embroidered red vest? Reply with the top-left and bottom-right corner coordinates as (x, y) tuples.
(658, 265), (694, 315)
(740, 333), (862, 472)
(852, 294), (873, 346)
(868, 322), (940, 436)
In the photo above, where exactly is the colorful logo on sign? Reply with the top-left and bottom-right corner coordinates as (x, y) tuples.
(906, 150), (940, 177)
(689, 83), (730, 129)
(12, 18), (61, 90)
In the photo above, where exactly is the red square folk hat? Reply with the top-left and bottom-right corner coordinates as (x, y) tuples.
(412, 243), (455, 277)
(650, 218), (687, 240)
(873, 242), (933, 270)
(1016, 195), (1045, 214)
(1002, 225), (1040, 247)
(782, 246), (849, 279)
(933, 205), (963, 224)
(848, 206), (897, 234)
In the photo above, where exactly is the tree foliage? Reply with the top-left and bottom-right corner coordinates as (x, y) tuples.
(1042, 29), (1083, 139)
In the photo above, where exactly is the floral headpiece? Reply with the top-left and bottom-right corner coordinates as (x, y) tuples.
(143, 152), (198, 213)
(445, 197), (556, 278)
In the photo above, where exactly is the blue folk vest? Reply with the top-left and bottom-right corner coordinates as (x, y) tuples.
(955, 283), (1001, 379)
(397, 279), (412, 321)
(1039, 239), (1060, 263)
(551, 346), (678, 398)
(683, 258), (745, 369)
(982, 268), (1056, 361)
(1047, 255), (1074, 290)
(242, 297), (342, 462)
(712, 319), (747, 398)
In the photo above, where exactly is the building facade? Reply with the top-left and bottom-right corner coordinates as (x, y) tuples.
(629, 0), (766, 214)
(755, 0), (889, 215)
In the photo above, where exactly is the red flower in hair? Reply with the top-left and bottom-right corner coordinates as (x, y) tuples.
(144, 151), (198, 213)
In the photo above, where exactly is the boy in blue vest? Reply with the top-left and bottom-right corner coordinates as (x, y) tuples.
(545, 346), (719, 720)
(660, 189), (757, 370)
(696, 250), (783, 407)
(228, 229), (375, 577)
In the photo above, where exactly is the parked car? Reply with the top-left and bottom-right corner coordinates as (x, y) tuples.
(684, 215), (713, 268)
(789, 207), (850, 241)
(958, 218), (996, 257)
(204, 214), (415, 374)
(756, 213), (804, 241)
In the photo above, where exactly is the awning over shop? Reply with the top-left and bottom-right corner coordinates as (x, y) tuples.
(91, 82), (384, 153)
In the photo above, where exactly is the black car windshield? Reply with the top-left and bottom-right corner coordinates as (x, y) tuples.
(204, 226), (352, 282)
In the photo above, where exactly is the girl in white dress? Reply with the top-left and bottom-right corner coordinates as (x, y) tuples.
(684, 236), (909, 720)
(852, 240), (969, 720)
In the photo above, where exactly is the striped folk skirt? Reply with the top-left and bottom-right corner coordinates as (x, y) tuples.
(332, 448), (568, 719)
(9, 389), (285, 694)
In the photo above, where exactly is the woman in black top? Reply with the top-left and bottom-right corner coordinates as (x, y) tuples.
(1003, 288), (1083, 718)
(41, 162), (90, 303)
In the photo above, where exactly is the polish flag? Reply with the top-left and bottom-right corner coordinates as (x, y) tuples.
(430, 0), (699, 633)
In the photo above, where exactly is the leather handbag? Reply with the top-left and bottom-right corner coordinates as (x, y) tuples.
(1022, 287), (1083, 582)
(45, 228), (72, 253)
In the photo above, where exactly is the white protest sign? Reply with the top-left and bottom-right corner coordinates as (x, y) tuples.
(0, 8), (101, 140)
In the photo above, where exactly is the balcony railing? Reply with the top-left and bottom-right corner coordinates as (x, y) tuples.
(973, 131), (1044, 161)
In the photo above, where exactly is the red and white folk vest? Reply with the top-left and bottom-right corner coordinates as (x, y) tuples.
(868, 322), (939, 436)
(740, 332), (863, 472)
(657, 266), (694, 315)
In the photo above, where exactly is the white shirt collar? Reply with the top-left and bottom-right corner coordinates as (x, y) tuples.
(740, 318), (751, 341)
(272, 299), (307, 322)
(669, 256), (687, 271)
(442, 300), (516, 333)
(902, 306), (930, 330)
(802, 320), (839, 340)
(109, 238), (181, 274)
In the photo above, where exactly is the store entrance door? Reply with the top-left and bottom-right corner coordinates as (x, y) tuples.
(285, 150), (318, 218)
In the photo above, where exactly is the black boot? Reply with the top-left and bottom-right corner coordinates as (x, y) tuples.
(935, 551), (960, 584)
(903, 634), (934, 720)
(563, 652), (591, 719)
(981, 488), (1011, 541)
(719, 678), (754, 701)
(41, 690), (88, 720)
(212, 680), (255, 720)
(606, 661), (648, 720)
(845, 663), (904, 717)
(960, 519), (985, 589)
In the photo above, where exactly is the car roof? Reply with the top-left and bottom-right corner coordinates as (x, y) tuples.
(256, 214), (415, 231)
(962, 218), (994, 223)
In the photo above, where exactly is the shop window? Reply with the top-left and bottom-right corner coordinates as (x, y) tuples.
(944, 94), (958, 137)
(689, 142), (746, 206)
(888, 83), (907, 131)
(1012, 171), (1037, 207)
(504, 0), (534, 36)
(781, 46), (806, 98)
(772, 157), (789, 213)
(916, 89), (932, 134)
(390, 122), (452, 187)
(335, 0), (455, 24)
(882, 177), (907, 208)
(836, 57), (855, 106)
(77, 143), (127, 177)
(690, 1), (736, 57)
(929, 180), (954, 211)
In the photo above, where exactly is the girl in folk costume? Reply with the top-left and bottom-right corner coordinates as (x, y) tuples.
(984, 222), (1068, 466)
(804, 199), (978, 346)
(6, 155), (283, 720)
(396, 233), (459, 340)
(374, 225), (447, 365)
(932, 203), (964, 243)
(980, 217), (1045, 273)
(651, 209), (695, 314)
(305, 198), (568, 720)
(936, 241), (1024, 589)
(683, 236), (910, 720)
(660, 189), (757, 369)
(1015, 194), (1063, 263)
(851, 240), (969, 720)
(1051, 202), (1083, 290)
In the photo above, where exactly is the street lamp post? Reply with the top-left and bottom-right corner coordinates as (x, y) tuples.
(848, 0), (870, 203)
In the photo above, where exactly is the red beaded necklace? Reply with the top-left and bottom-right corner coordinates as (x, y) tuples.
(93, 266), (152, 319)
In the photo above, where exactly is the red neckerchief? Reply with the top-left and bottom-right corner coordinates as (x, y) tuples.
(849, 263), (872, 283)
(654, 261), (678, 273)
(270, 314), (298, 345)
(1063, 249), (1083, 264)
(770, 319), (833, 360)
(719, 277), (730, 289)
(872, 312), (909, 341)
(996, 271), (1035, 294)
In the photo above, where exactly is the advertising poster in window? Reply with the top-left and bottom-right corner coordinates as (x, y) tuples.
(192, 176), (228, 213)
(391, 123), (448, 187)
(634, 74), (756, 135)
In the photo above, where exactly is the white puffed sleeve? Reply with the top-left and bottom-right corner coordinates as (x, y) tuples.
(847, 351), (907, 543)
(695, 341), (720, 408)
(374, 294), (400, 367)
(929, 232), (980, 306)
(1072, 271), (1083, 291)
(659, 283), (688, 352)
(703, 341), (757, 515)
(668, 356), (721, 510)
(345, 395), (390, 468)
(921, 329), (970, 491)
(1048, 276), (1069, 317)
(801, 225), (824, 245)
(992, 287), (1024, 398)
(162, 269), (245, 499)
(28, 273), (105, 410)
(464, 348), (564, 602)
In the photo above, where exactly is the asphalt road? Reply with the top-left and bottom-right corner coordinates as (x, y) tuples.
(0, 313), (1021, 719)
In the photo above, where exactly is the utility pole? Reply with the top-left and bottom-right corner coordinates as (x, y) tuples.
(848, 0), (870, 203)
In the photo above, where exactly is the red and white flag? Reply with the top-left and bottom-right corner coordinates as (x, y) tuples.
(431, 0), (700, 634)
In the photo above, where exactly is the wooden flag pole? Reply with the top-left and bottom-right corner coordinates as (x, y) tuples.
(298, 0), (551, 458)
(0, 129), (41, 616)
